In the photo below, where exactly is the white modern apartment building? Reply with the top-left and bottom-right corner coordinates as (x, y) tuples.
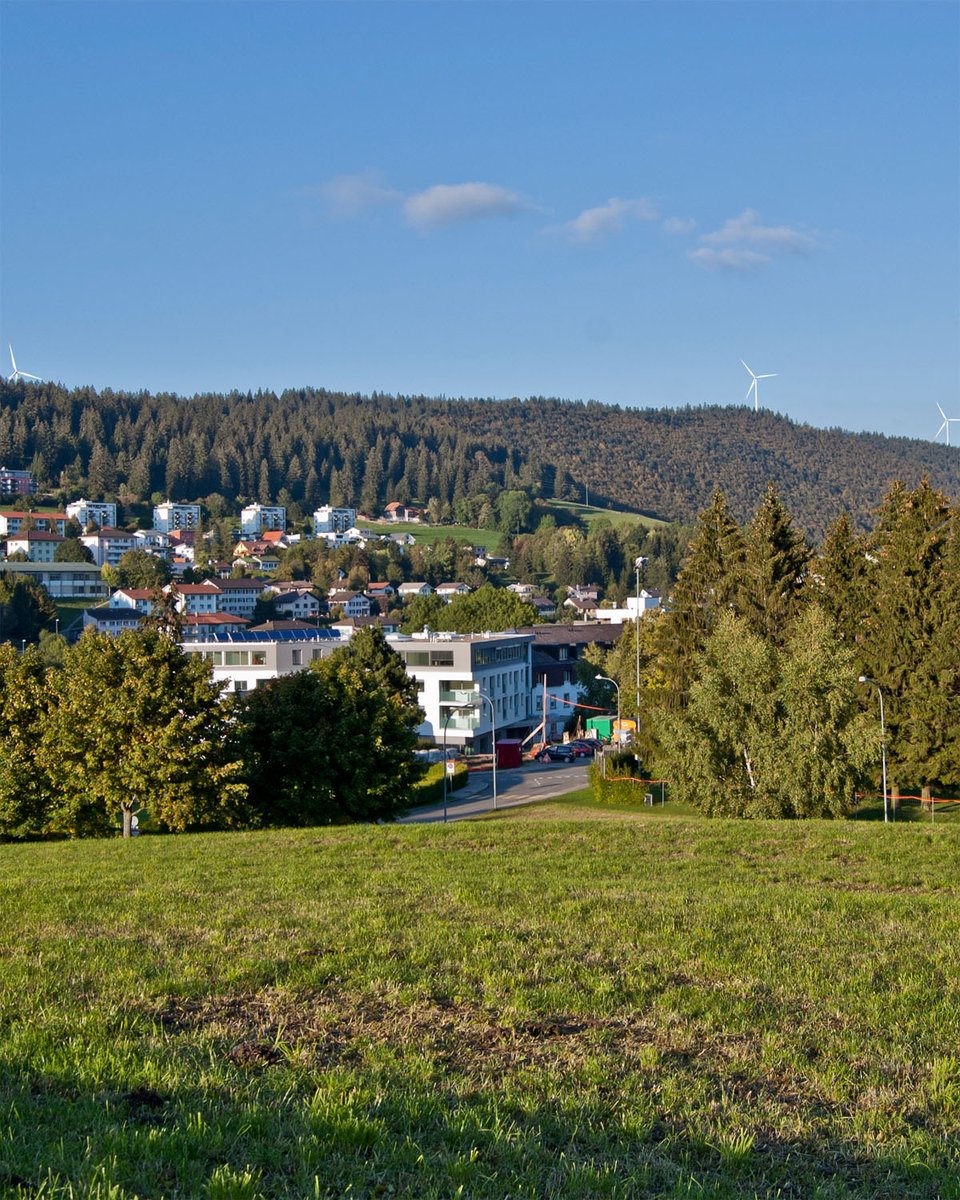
(153, 502), (202, 533)
(240, 503), (286, 537)
(313, 505), (356, 535)
(180, 629), (344, 694)
(81, 527), (139, 567)
(386, 629), (534, 752)
(66, 499), (118, 529)
(0, 561), (109, 601)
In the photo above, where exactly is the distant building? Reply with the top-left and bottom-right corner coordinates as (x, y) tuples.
(0, 468), (34, 498)
(153, 502), (202, 533)
(4, 531), (63, 562)
(66, 499), (118, 529)
(313, 505), (356, 535)
(0, 561), (109, 600)
(0, 511), (68, 537)
(240, 504), (286, 537)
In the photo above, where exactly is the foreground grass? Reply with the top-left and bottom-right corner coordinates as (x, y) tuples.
(2, 817), (959, 1199)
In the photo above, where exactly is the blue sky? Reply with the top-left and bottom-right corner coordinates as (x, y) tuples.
(1, 1), (957, 441)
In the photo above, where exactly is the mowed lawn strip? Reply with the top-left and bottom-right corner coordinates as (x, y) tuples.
(1, 816), (959, 1199)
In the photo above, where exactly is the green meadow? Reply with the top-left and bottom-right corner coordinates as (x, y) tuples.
(2, 807), (958, 1199)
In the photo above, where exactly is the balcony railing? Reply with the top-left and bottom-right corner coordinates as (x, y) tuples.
(443, 715), (481, 732)
(439, 688), (479, 703)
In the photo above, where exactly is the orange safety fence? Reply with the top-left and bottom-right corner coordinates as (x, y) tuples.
(856, 791), (959, 806)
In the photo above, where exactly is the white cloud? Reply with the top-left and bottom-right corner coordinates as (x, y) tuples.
(403, 183), (527, 230)
(688, 247), (772, 273)
(700, 208), (817, 253)
(310, 170), (403, 218)
(662, 216), (696, 235)
(549, 197), (659, 243)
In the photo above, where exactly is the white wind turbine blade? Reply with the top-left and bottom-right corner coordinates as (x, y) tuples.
(757, 373), (778, 380)
(937, 403), (948, 421)
(741, 360), (757, 379)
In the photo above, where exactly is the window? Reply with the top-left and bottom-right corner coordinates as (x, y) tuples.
(430, 650), (454, 666)
(252, 651), (267, 666)
(404, 651), (429, 666)
(234, 679), (248, 692)
(292, 649), (303, 666)
(224, 651), (249, 666)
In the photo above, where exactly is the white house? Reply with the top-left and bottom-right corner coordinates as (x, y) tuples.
(165, 582), (221, 615)
(81, 527), (139, 568)
(327, 589), (373, 618)
(66, 499), (117, 529)
(240, 504), (286, 537)
(387, 629), (534, 753)
(398, 581), (433, 598)
(435, 582), (471, 602)
(153, 502), (202, 533)
(272, 590), (322, 621)
(202, 577), (269, 619)
(0, 561), (109, 601)
(109, 587), (156, 613)
(591, 590), (663, 624)
(82, 607), (145, 636)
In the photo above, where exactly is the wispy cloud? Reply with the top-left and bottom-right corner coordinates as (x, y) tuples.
(688, 247), (773, 273)
(310, 170), (403, 218)
(403, 183), (527, 230)
(662, 216), (696, 235)
(549, 197), (658, 243)
(690, 208), (818, 271)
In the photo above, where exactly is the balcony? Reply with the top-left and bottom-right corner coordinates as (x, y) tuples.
(439, 687), (479, 703)
(443, 714), (481, 732)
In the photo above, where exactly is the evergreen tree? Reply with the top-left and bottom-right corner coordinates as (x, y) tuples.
(860, 481), (959, 791)
(654, 490), (745, 708)
(739, 483), (810, 644)
(815, 511), (869, 644)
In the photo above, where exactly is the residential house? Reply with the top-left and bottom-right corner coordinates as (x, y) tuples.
(109, 588), (156, 614)
(81, 527), (139, 568)
(201, 577), (269, 619)
(435, 582), (471, 602)
(507, 582), (539, 598)
(164, 582), (221, 615)
(398, 581), (433, 599)
(383, 502), (420, 522)
(327, 590), (373, 618)
(82, 607), (146, 636)
(530, 596), (557, 619)
(0, 511), (68, 537)
(5, 531), (63, 562)
(562, 594), (599, 620)
(591, 589), (663, 624)
(272, 590), (323, 621)
(331, 614), (401, 637)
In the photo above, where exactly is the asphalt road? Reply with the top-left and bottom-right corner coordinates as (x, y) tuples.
(400, 759), (591, 823)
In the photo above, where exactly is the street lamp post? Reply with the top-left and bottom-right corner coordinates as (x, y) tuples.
(858, 675), (889, 824)
(596, 675), (621, 746)
(633, 556), (647, 718)
(441, 702), (475, 823)
(477, 690), (498, 811)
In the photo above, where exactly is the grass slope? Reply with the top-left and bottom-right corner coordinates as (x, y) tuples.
(2, 816), (959, 1199)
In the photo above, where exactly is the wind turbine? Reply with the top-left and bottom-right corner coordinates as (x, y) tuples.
(741, 359), (777, 411)
(935, 403), (959, 447)
(7, 346), (40, 383)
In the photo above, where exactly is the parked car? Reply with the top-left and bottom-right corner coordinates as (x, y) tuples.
(567, 740), (596, 758)
(534, 743), (576, 763)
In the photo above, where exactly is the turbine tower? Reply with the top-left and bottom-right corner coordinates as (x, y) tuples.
(935, 403), (959, 447)
(7, 346), (40, 383)
(741, 359), (777, 411)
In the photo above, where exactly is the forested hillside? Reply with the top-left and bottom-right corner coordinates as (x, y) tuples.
(2, 381), (957, 537)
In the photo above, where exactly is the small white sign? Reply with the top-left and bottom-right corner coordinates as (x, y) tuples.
(445, 759), (456, 776)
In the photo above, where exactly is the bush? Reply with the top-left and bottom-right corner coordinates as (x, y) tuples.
(588, 759), (651, 805)
(414, 761), (469, 807)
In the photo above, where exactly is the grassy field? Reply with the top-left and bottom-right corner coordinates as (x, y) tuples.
(547, 500), (667, 532)
(358, 520), (504, 553)
(2, 811), (959, 1199)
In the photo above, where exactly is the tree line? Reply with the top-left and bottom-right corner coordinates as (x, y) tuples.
(0, 627), (424, 839)
(588, 481), (959, 816)
(3, 379), (958, 538)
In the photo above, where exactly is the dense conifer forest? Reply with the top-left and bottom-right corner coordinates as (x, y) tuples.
(1, 381), (957, 537)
